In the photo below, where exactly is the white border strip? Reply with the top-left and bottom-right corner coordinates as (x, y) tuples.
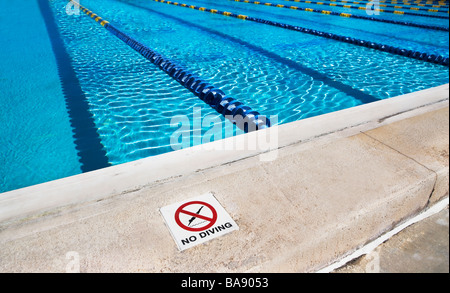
(316, 196), (450, 273)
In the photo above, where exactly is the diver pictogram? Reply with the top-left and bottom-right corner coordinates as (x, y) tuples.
(174, 201), (218, 232)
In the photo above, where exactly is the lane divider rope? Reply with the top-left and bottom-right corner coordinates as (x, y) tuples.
(351, 0), (449, 8)
(307, 0), (449, 11)
(227, 0), (449, 31)
(342, 0), (448, 6)
(152, 0), (449, 66)
(68, 0), (271, 133)
(279, 0), (450, 17)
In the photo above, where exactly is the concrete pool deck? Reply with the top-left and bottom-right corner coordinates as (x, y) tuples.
(0, 84), (448, 273)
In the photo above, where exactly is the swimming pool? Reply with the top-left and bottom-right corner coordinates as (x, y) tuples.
(0, 0), (448, 193)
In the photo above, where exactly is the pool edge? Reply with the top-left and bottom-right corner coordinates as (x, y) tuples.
(0, 83), (448, 223)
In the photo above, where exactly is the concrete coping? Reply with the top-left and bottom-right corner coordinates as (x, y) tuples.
(0, 83), (448, 223)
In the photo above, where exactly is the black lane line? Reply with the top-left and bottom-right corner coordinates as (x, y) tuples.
(192, 0), (449, 50)
(227, 0), (449, 31)
(150, 0), (449, 66)
(120, 0), (380, 104)
(38, 0), (111, 172)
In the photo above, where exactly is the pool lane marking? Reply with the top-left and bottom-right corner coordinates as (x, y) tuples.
(280, 0), (450, 16)
(38, 0), (111, 172)
(120, 0), (380, 104)
(68, 1), (271, 133)
(228, 0), (449, 31)
(151, 0), (450, 66)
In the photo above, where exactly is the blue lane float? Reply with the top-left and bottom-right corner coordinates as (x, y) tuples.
(70, 1), (270, 133)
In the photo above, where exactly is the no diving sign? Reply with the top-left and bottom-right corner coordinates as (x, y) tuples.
(160, 193), (239, 251)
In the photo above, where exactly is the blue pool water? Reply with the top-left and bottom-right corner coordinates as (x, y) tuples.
(0, 0), (448, 193)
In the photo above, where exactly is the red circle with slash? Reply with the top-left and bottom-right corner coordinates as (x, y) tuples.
(174, 201), (218, 232)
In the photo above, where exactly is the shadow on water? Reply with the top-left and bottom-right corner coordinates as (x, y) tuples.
(37, 0), (111, 172)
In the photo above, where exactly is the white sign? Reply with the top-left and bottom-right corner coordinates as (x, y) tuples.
(160, 193), (239, 251)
